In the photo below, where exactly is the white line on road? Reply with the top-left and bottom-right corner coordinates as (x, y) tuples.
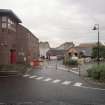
(29, 75), (37, 78)
(61, 81), (72, 85)
(73, 82), (82, 87)
(58, 67), (67, 71)
(52, 79), (61, 83)
(72, 68), (78, 70)
(23, 74), (30, 77)
(79, 86), (105, 91)
(43, 78), (52, 82)
(56, 66), (79, 75)
(69, 70), (79, 75)
(35, 77), (44, 80)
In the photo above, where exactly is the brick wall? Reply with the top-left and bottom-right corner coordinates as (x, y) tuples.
(0, 16), (39, 65)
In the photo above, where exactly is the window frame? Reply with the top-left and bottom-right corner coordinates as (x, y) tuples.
(2, 16), (7, 22)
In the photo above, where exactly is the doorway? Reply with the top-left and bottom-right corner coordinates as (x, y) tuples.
(10, 49), (16, 64)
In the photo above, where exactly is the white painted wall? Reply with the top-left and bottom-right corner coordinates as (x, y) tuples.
(39, 48), (50, 58)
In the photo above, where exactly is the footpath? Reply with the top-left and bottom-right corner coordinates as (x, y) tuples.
(0, 64), (30, 76)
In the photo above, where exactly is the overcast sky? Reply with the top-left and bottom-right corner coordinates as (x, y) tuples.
(0, 0), (105, 47)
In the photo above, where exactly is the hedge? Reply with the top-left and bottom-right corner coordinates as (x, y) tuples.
(63, 59), (78, 66)
(87, 64), (105, 81)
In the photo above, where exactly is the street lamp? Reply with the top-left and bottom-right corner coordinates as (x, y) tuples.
(92, 24), (100, 65)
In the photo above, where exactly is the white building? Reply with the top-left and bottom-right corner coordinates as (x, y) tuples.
(39, 42), (50, 58)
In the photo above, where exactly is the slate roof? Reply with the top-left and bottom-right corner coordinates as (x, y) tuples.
(56, 42), (74, 50)
(47, 49), (66, 56)
(76, 47), (92, 57)
(79, 43), (97, 48)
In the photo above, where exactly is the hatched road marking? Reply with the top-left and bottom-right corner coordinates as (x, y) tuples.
(73, 82), (82, 87)
(29, 75), (37, 78)
(52, 79), (61, 83)
(35, 77), (44, 80)
(61, 81), (72, 85)
(23, 74), (30, 77)
(23, 74), (105, 91)
(43, 78), (52, 82)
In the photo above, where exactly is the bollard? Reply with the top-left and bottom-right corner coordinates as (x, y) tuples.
(56, 60), (58, 70)
(78, 65), (81, 76)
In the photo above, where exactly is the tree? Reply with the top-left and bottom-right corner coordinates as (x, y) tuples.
(92, 45), (105, 59)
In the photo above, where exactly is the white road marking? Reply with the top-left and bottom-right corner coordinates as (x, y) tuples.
(52, 79), (61, 83)
(73, 82), (82, 87)
(23, 74), (30, 77)
(61, 81), (72, 85)
(72, 68), (78, 70)
(43, 78), (52, 82)
(29, 75), (37, 78)
(56, 66), (79, 75)
(58, 67), (67, 71)
(35, 77), (43, 80)
(23, 74), (105, 91)
(79, 86), (105, 91)
(69, 70), (79, 74)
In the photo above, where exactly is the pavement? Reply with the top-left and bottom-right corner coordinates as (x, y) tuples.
(0, 64), (29, 77)
(0, 61), (105, 105)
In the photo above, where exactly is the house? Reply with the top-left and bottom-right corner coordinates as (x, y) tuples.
(64, 42), (98, 62)
(0, 9), (39, 65)
(46, 48), (65, 60)
(39, 42), (50, 59)
(67, 47), (92, 58)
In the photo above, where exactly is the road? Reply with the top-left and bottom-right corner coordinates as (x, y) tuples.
(0, 61), (105, 105)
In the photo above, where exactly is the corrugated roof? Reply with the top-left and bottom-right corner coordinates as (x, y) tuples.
(76, 47), (92, 57)
(0, 9), (22, 23)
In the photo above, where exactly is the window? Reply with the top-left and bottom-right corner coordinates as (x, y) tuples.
(2, 23), (7, 28)
(75, 53), (78, 56)
(2, 16), (7, 22)
(8, 18), (14, 25)
(69, 53), (71, 56)
(7, 18), (16, 32)
(1, 16), (7, 30)
(8, 18), (11, 24)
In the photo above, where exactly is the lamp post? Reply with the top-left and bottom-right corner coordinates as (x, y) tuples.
(92, 24), (100, 65)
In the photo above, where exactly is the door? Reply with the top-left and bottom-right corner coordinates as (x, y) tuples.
(10, 49), (16, 64)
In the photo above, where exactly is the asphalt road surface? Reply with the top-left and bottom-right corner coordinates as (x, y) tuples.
(0, 61), (105, 105)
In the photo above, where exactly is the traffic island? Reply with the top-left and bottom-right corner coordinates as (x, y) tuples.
(83, 77), (105, 88)
(81, 64), (105, 88)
